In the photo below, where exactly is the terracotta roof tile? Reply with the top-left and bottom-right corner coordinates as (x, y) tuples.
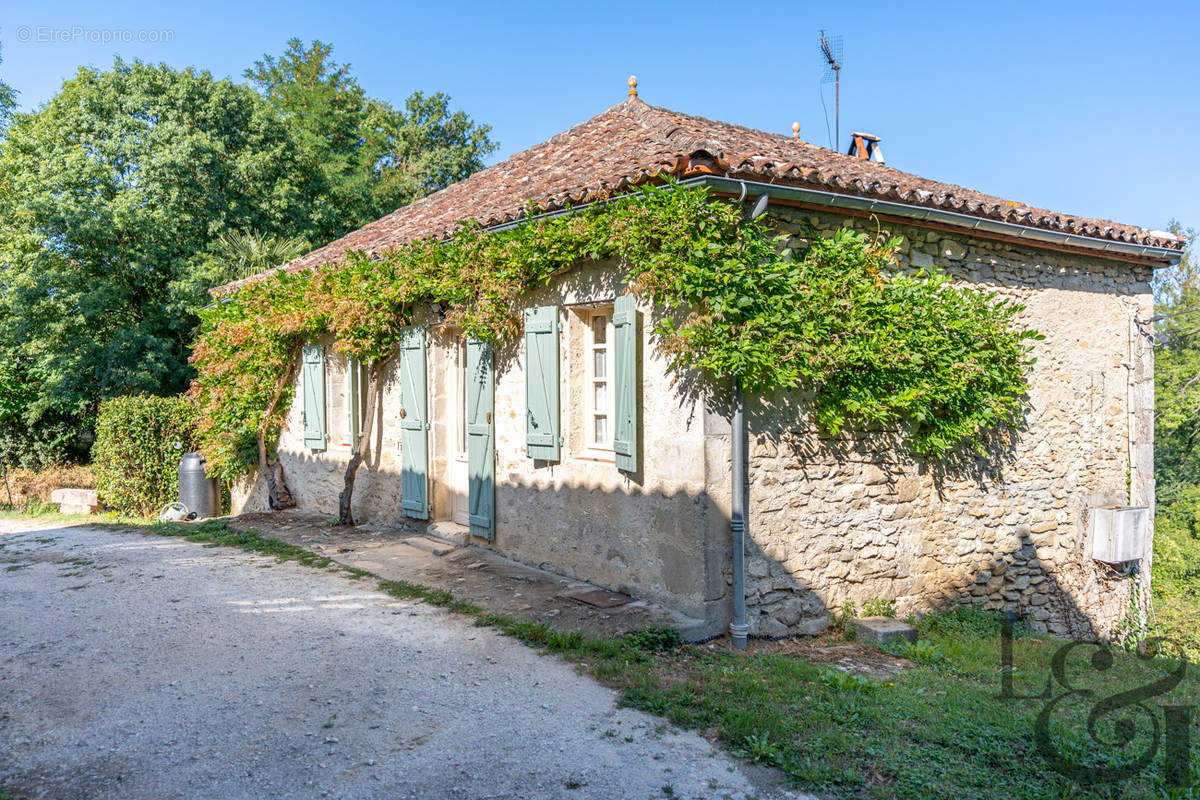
(216, 98), (1181, 294)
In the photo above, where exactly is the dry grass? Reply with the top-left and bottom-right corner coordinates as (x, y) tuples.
(0, 464), (96, 506)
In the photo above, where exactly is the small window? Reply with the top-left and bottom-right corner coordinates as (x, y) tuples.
(331, 353), (366, 448)
(456, 337), (468, 459)
(585, 308), (615, 450)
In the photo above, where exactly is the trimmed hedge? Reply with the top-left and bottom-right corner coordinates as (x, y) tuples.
(92, 395), (197, 516)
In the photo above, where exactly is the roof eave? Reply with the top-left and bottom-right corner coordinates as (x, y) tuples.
(685, 175), (1183, 267)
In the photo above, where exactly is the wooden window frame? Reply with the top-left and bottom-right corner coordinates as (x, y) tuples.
(583, 306), (616, 454)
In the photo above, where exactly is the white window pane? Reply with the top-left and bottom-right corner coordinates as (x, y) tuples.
(593, 350), (606, 379)
(594, 382), (606, 410)
(458, 340), (467, 454)
(592, 315), (607, 344)
(594, 415), (608, 444)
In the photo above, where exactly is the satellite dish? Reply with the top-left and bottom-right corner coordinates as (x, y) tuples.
(749, 193), (770, 220)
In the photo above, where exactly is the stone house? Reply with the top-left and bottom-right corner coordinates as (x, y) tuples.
(219, 90), (1183, 640)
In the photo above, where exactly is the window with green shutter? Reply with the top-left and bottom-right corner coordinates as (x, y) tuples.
(524, 305), (561, 460)
(612, 294), (638, 473)
(302, 345), (326, 451)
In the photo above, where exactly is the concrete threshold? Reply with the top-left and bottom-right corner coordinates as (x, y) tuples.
(224, 510), (706, 640)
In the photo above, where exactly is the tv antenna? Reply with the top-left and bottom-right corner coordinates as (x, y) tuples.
(819, 30), (843, 151)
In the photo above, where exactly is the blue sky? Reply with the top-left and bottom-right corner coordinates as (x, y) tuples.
(2, 0), (1197, 234)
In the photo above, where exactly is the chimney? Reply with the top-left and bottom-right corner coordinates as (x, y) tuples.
(847, 132), (884, 164)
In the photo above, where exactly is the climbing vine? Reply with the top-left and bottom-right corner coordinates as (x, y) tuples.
(190, 182), (1040, 511)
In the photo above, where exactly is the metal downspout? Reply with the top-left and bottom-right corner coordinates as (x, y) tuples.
(729, 379), (749, 650)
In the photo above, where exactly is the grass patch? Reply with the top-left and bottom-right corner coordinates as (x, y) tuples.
(377, 578), (486, 615)
(416, 596), (1200, 797)
(29, 512), (1199, 798)
(377, 579), (433, 601)
(150, 520), (334, 569)
(1153, 489), (1200, 661)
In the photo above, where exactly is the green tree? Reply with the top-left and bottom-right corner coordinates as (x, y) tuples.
(0, 58), (320, 464)
(245, 39), (496, 241)
(1151, 223), (1200, 658)
(0, 41), (16, 133)
(1154, 221), (1199, 492)
(169, 230), (311, 318)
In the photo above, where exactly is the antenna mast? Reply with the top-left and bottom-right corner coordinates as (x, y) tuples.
(819, 30), (843, 151)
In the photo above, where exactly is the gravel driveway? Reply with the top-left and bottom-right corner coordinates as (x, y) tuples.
(0, 519), (802, 800)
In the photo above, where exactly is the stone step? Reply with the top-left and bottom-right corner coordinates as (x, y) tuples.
(403, 535), (458, 557)
(852, 617), (918, 647)
(426, 521), (469, 546)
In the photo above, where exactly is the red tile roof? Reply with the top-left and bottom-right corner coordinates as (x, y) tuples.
(216, 98), (1181, 294)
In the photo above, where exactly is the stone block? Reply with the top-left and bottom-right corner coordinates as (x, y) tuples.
(50, 488), (98, 505)
(910, 250), (934, 269)
(852, 617), (918, 647)
(862, 464), (887, 485)
(940, 239), (967, 260)
(49, 488), (99, 515)
(896, 476), (921, 503)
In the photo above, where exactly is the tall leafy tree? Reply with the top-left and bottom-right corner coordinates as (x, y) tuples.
(0, 43), (15, 134)
(0, 44), (495, 467)
(1155, 222), (1200, 492)
(1151, 224), (1200, 656)
(245, 39), (496, 241)
(0, 58), (320, 464)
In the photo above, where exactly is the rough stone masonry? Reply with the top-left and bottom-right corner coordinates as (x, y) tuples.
(235, 204), (1156, 643)
(739, 206), (1154, 640)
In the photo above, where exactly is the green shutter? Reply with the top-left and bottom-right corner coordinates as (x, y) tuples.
(302, 345), (326, 451)
(398, 326), (429, 519)
(346, 356), (361, 444)
(466, 338), (495, 540)
(524, 305), (560, 460)
(613, 294), (638, 472)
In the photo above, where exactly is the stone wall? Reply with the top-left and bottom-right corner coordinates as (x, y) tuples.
(233, 266), (731, 627)
(232, 206), (1157, 642)
(231, 334), (408, 519)
(485, 265), (725, 622)
(731, 206), (1155, 640)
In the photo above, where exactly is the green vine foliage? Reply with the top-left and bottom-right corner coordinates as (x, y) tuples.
(190, 182), (1039, 479)
(92, 395), (198, 516)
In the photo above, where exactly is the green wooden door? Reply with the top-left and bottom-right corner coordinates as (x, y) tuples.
(399, 326), (429, 519)
(524, 305), (560, 460)
(302, 345), (326, 451)
(466, 338), (495, 540)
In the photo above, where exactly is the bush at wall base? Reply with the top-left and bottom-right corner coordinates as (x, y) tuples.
(92, 395), (197, 516)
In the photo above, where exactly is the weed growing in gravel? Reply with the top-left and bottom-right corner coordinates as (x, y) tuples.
(376, 578), (427, 599)
(623, 627), (682, 652)
(152, 521), (334, 569)
(377, 578), (486, 616)
(885, 638), (951, 670)
(860, 597), (895, 618)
